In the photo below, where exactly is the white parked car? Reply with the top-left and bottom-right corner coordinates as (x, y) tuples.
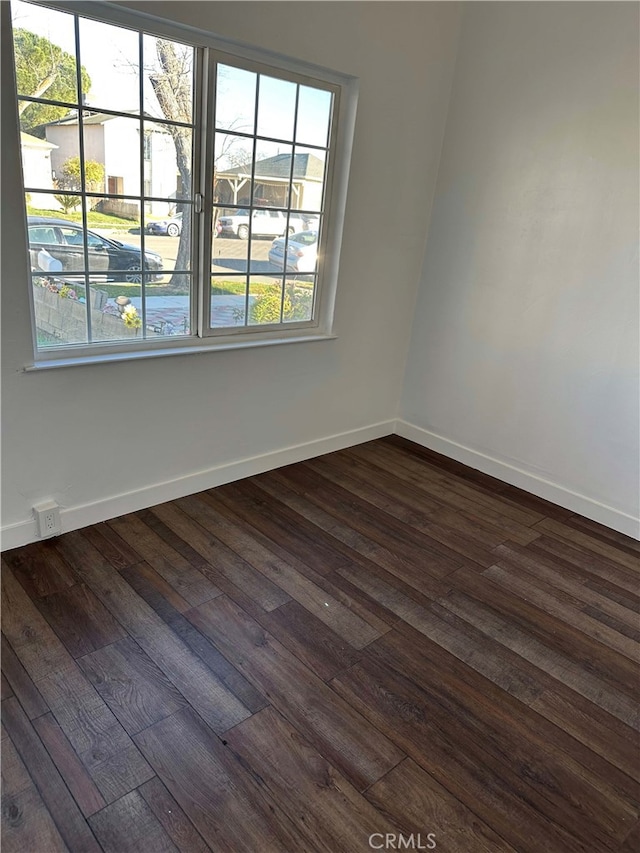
(268, 231), (318, 273)
(218, 209), (318, 240)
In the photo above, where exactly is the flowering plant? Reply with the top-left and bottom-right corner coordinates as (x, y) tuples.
(122, 304), (142, 328)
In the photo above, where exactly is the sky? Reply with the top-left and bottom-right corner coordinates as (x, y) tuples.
(12, 0), (332, 146)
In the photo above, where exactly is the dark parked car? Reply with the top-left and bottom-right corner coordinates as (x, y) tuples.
(147, 212), (182, 237)
(27, 216), (163, 283)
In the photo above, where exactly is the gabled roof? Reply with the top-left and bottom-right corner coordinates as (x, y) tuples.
(221, 152), (325, 181)
(20, 131), (57, 149)
(41, 110), (156, 127)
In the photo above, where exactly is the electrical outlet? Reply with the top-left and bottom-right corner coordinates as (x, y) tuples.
(33, 500), (62, 538)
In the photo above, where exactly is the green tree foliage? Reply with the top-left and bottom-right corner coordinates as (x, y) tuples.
(54, 157), (104, 212)
(13, 29), (91, 135)
(57, 156), (105, 192)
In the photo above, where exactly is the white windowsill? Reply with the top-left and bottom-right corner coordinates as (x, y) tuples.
(24, 332), (337, 371)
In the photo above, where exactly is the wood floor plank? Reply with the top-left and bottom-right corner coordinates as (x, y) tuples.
(53, 532), (252, 734)
(1, 563), (74, 682)
(330, 654), (627, 852)
(121, 562), (268, 714)
(34, 663), (155, 804)
(134, 707), (308, 852)
(263, 464), (465, 577)
(3, 540), (76, 599)
(529, 533), (640, 594)
(35, 583), (128, 659)
(177, 491), (382, 649)
(306, 453), (499, 567)
(78, 637), (188, 735)
(365, 629), (640, 828)
(365, 758), (517, 852)
(1, 725), (69, 853)
(81, 523), (141, 572)
(257, 599), (362, 682)
(484, 563), (640, 660)
(340, 445), (541, 547)
(107, 513), (222, 607)
(254, 470), (459, 593)
(376, 438), (546, 527)
(440, 586), (640, 729)
(147, 502), (291, 611)
(208, 479), (353, 576)
(32, 713), (106, 818)
(448, 566), (640, 699)
(1, 672), (14, 700)
(137, 777), (211, 853)
(2, 696), (102, 851)
(226, 705), (398, 851)
(347, 442), (542, 541)
(186, 595), (405, 791)
(492, 542), (640, 630)
(88, 790), (178, 853)
(533, 517), (640, 572)
(1, 633), (49, 720)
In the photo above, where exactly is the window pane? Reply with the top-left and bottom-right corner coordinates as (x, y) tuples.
(19, 101), (59, 200)
(91, 281), (142, 343)
(32, 273), (88, 347)
(143, 273), (191, 337)
(292, 147), (326, 213)
(257, 75), (296, 141)
(268, 228), (319, 276)
(78, 17), (140, 114)
(144, 122), (192, 201)
(143, 35), (194, 124)
(27, 212), (84, 279)
(215, 64), (256, 134)
(282, 275), (315, 323)
(87, 195), (141, 232)
(214, 132), (253, 207)
(211, 275), (247, 327)
(212, 228), (248, 274)
(296, 86), (332, 147)
(254, 141), (293, 208)
(82, 113), (140, 196)
(144, 204), (191, 275)
(12, 2), (78, 110)
(247, 279), (284, 326)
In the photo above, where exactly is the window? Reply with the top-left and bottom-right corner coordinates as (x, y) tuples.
(10, 0), (354, 363)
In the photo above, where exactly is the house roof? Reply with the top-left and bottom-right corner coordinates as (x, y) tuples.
(220, 153), (325, 182)
(41, 110), (154, 127)
(20, 131), (57, 149)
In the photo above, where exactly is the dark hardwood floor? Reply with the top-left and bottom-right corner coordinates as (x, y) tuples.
(2, 435), (639, 852)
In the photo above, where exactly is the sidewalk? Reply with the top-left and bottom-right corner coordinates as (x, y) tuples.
(122, 293), (256, 333)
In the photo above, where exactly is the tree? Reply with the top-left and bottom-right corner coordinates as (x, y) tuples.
(13, 29), (91, 135)
(54, 156), (104, 212)
(149, 40), (193, 282)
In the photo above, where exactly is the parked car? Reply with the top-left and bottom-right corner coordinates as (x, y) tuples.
(27, 216), (163, 283)
(218, 208), (318, 240)
(147, 212), (182, 237)
(268, 230), (318, 273)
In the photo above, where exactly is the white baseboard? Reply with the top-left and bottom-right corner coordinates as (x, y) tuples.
(1, 420), (394, 551)
(395, 420), (640, 541)
(4, 417), (637, 550)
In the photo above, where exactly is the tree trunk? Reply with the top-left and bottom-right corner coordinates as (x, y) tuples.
(150, 41), (193, 283)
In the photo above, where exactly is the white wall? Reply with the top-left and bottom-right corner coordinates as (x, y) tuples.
(1, 1), (461, 546)
(400, 2), (640, 536)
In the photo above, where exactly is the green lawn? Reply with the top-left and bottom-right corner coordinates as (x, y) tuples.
(27, 206), (138, 231)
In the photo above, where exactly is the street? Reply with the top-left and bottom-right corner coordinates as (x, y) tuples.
(98, 230), (276, 280)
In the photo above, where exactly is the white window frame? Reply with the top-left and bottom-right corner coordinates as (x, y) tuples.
(8, 0), (357, 369)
